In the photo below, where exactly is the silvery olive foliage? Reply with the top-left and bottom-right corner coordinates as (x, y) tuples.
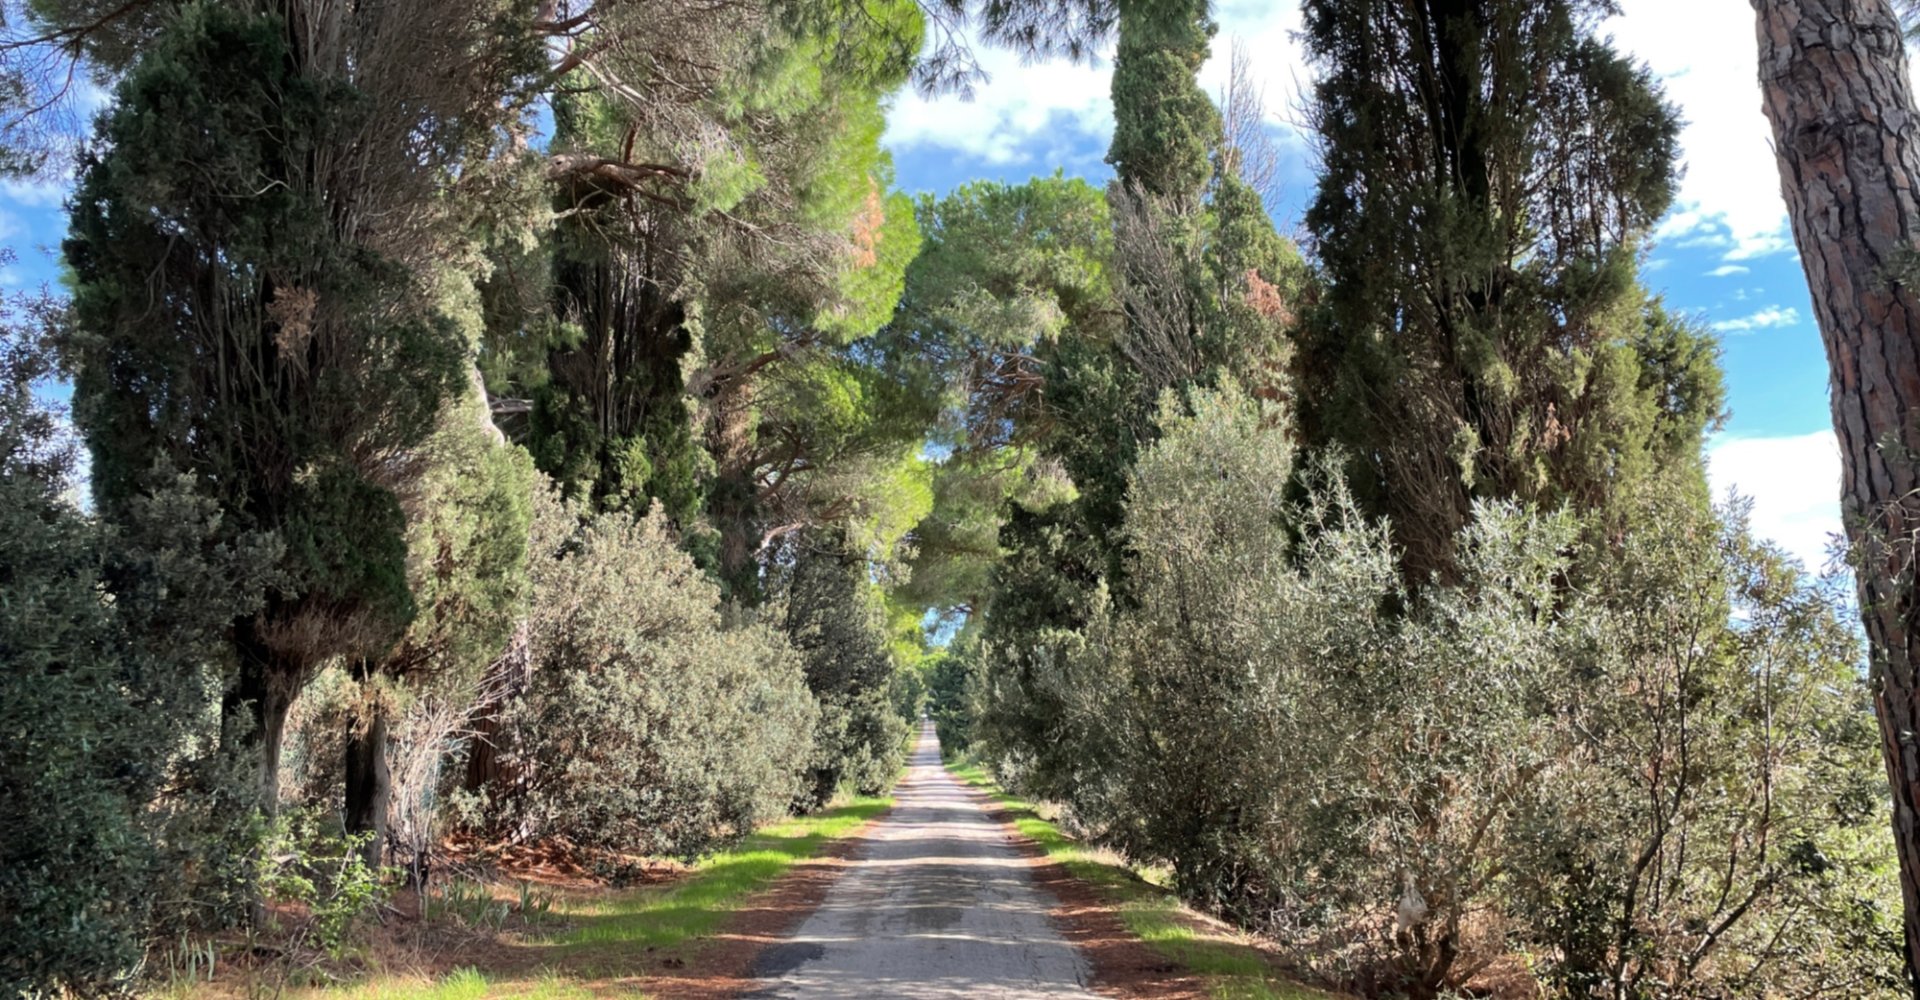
(970, 383), (1900, 999)
(487, 482), (817, 858)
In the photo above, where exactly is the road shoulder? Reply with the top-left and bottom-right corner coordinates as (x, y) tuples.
(948, 759), (1341, 1000)
(624, 802), (895, 999)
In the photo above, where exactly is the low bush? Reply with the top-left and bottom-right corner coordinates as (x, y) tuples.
(481, 485), (816, 857)
(1, 321), (275, 997)
(256, 809), (389, 956)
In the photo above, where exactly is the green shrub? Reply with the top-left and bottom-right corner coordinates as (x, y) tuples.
(1512, 489), (1902, 998)
(486, 483), (815, 857)
(973, 381), (1902, 998)
(256, 809), (389, 956)
(0, 318), (273, 996)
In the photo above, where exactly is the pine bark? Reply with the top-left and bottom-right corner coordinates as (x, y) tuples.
(1754, 0), (1920, 989)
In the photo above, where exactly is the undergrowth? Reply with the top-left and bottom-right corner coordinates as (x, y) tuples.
(273, 795), (890, 999)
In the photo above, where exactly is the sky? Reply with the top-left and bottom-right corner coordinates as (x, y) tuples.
(881, 0), (1848, 576)
(0, 1), (1844, 574)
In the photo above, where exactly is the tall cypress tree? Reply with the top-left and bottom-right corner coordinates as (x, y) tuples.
(522, 87), (711, 528)
(977, 0), (1306, 799)
(1296, 0), (1722, 583)
(1109, 0), (1217, 204)
(64, 0), (531, 811)
(1041, 0), (1305, 589)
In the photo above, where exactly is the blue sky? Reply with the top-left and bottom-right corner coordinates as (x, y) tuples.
(0, 0), (1845, 572)
(882, 0), (1849, 574)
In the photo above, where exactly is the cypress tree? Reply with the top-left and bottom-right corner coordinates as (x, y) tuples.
(345, 385), (536, 872)
(783, 528), (913, 807)
(63, 2), (525, 811)
(1296, 0), (1722, 583)
(1, 308), (278, 994)
(977, 0), (1306, 799)
(1095, 0), (1303, 559)
(1109, 0), (1218, 204)
(523, 87), (711, 528)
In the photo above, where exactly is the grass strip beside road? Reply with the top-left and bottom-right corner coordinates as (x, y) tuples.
(304, 795), (890, 1000)
(554, 796), (887, 953)
(945, 760), (1330, 1000)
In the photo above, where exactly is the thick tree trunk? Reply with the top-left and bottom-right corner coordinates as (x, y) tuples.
(463, 712), (508, 792)
(706, 375), (763, 603)
(224, 620), (302, 815)
(1753, 0), (1920, 990)
(343, 690), (391, 871)
(461, 623), (530, 842)
(224, 619), (306, 927)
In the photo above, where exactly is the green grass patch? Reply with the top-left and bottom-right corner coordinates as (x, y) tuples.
(553, 797), (889, 953)
(292, 796), (890, 1000)
(316, 967), (593, 1000)
(946, 761), (1331, 1000)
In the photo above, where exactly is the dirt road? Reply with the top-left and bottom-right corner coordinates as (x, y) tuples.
(744, 725), (1097, 998)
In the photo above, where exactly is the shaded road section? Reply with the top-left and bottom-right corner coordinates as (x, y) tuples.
(745, 724), (1097, 998)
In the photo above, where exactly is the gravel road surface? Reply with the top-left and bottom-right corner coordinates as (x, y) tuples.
(745, 724), (1097, 998)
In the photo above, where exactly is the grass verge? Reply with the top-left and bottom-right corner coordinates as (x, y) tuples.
(289, 795), (890, 1000)
(945, 760), (1331, 1000)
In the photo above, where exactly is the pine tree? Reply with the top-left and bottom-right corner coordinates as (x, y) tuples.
(1752, 0), (1920, 986)
(866, 176), (1113, 619)
(506, 0), (929, 603)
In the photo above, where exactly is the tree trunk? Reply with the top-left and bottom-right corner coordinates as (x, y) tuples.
(224, 619), (302, 815)
(223, 619), (306, 927)
(461, 623), (529, 839)
(706, 374), (763, 603)
(463, 711), (508, 792)
(1753, 0), (1920, 990)
(343, 690), (391, 871)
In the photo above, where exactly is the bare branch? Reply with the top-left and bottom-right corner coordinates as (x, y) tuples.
(1217, 38), (1281, 207)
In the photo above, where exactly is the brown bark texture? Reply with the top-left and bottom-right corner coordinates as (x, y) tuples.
(1755, 0), (1920, 990)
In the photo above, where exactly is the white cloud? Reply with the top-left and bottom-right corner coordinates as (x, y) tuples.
(1669, 228), (1730, 249)
(1711, 305), (1800, 332)
(0, 175), (67, 208)
(884, 3), (1310, 169)
(1605, 1), (1799, 262)
(883, 36), (1114, 164)
(1708, 431), (1844, 574)
(1200, 1), (1312, 134)
(1707, 264), (1749, 277)
(1723, 231), (1796, 261)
